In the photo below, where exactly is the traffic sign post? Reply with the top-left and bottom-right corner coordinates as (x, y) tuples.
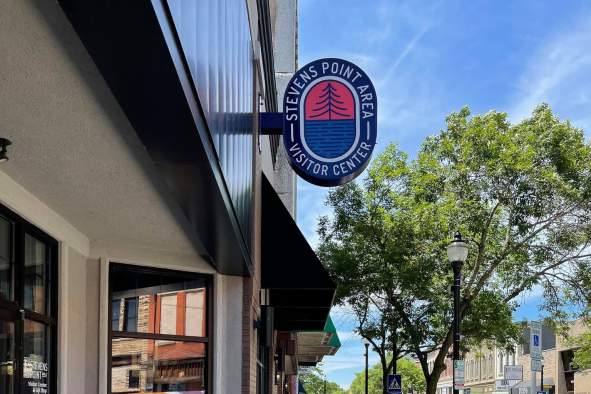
(504, 365), (523, 381)
(454, 360), (465, 391)
(531, 357), (543, 372)
(530, 322), (543, 394)
(495, 379), (519, 392)
(530, 321), (543, 360)
(387, 374), (402, 394)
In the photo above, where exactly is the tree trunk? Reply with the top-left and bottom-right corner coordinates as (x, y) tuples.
(381, 356), (389, 394)
(425, 373), (440, 394)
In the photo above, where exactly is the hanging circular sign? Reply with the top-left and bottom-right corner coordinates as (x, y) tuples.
(283, 58), (377, 187)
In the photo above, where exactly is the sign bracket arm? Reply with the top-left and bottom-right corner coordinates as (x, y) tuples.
(260, 112), (283, 135)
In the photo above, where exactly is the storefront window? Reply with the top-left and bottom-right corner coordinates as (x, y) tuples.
(109, 264), (210, 394)
(24, 235), (48, 315)
(0, 206), (57, 394)
(0, 217), (12, 301)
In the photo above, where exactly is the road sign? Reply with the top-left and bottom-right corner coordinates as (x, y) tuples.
(454, 360), (465, 390)
(495, 379), (519, 391)
(387, 374), (402, 394)
(504, 365), (523, 381)
(537, 391), (547, 394)
(530, 321), (543, 360)
(531, 357), (543, 372)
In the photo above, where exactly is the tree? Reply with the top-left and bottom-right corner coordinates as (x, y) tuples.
(318, 105), (591, 394)
(571, 322), (591, 369)
(349, 358), (425, 394)
(300, 366), (346, 394)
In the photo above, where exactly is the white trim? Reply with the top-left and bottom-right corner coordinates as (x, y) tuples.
(98, 257), (110, 394)
(0, 170), (89, 256)
(97, 257), (218, 394)
(57, 242), (69, 394)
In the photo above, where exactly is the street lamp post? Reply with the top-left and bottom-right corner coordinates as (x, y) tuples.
(364, 338), (370, 394)
(447, 232), (469, 394)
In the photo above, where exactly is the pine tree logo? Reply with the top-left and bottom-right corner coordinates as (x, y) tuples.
(303, 80), (356, 159)
(310, 82), (349, 120)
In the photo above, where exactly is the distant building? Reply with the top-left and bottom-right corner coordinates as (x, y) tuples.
(429, 321), (591, 394)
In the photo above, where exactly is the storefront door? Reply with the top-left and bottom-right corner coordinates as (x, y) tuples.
(0, 309), (16, 394)
(0, 206), (57, 394)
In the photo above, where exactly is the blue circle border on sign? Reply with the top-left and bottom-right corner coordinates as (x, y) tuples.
(282, 58), (378, 187)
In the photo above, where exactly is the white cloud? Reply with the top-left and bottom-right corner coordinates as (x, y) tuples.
(376, 25), (431, 90)
(510, 17), (591, 131)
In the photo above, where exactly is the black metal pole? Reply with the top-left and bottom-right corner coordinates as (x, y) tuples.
(540, 363), (544, 393)
(393, 324), (398, 375)
(324, 378), (327, 394)
(365, 342), (370, 394)
(452, 260), (462, 394)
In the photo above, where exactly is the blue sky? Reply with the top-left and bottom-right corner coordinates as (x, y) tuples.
(295, 0), (591, 389)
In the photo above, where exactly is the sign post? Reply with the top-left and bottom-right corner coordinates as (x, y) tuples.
(530, 321), (543, 394)
(387, 374), (402, 394)
(504, 365), (523, 381)
(530, 321), (543, 361)
(453, 360), (465, 391)
(495, 379), (519, 392)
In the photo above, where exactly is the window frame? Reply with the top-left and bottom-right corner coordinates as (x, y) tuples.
(107, 262), (213, 394)
(0, 203), (58, 394)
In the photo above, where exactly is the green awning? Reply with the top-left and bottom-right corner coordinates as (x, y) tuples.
(297, 315), (341, 366)
(324, 316), (341, 348)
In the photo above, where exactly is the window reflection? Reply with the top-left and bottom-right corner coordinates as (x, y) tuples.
(110, 265), (210, 393)
(0, 321), (14, 394)
(0, 217), (12, 301)
(185, 291), (205, 337)
(111, 339), (206, 393)
(111, 272), (207, 337)
(24, 234), (48, 315)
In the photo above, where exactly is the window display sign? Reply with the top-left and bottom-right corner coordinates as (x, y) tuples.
(23, 357), (48, 394)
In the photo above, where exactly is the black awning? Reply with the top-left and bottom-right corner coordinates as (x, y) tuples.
(57, 0), (251, 276)
(262, 175), (336, 331)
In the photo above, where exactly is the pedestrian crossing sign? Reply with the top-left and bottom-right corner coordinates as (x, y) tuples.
(387, 374), (402, 394)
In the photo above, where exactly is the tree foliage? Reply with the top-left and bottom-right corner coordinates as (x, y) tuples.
(570, 322), (591, 369)
(300, 366), (346, 394)
(349, 358), (425, 394)
(318, 105), (591, 394)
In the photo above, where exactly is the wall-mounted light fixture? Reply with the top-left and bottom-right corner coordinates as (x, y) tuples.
(0, 138), (12, 163)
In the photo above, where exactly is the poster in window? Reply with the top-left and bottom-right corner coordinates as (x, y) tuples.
(23, 357), (48, 394)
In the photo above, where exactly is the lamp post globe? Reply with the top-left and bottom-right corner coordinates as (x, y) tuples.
(448, 231), (468, 394)
(447, 231), (469, 264)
